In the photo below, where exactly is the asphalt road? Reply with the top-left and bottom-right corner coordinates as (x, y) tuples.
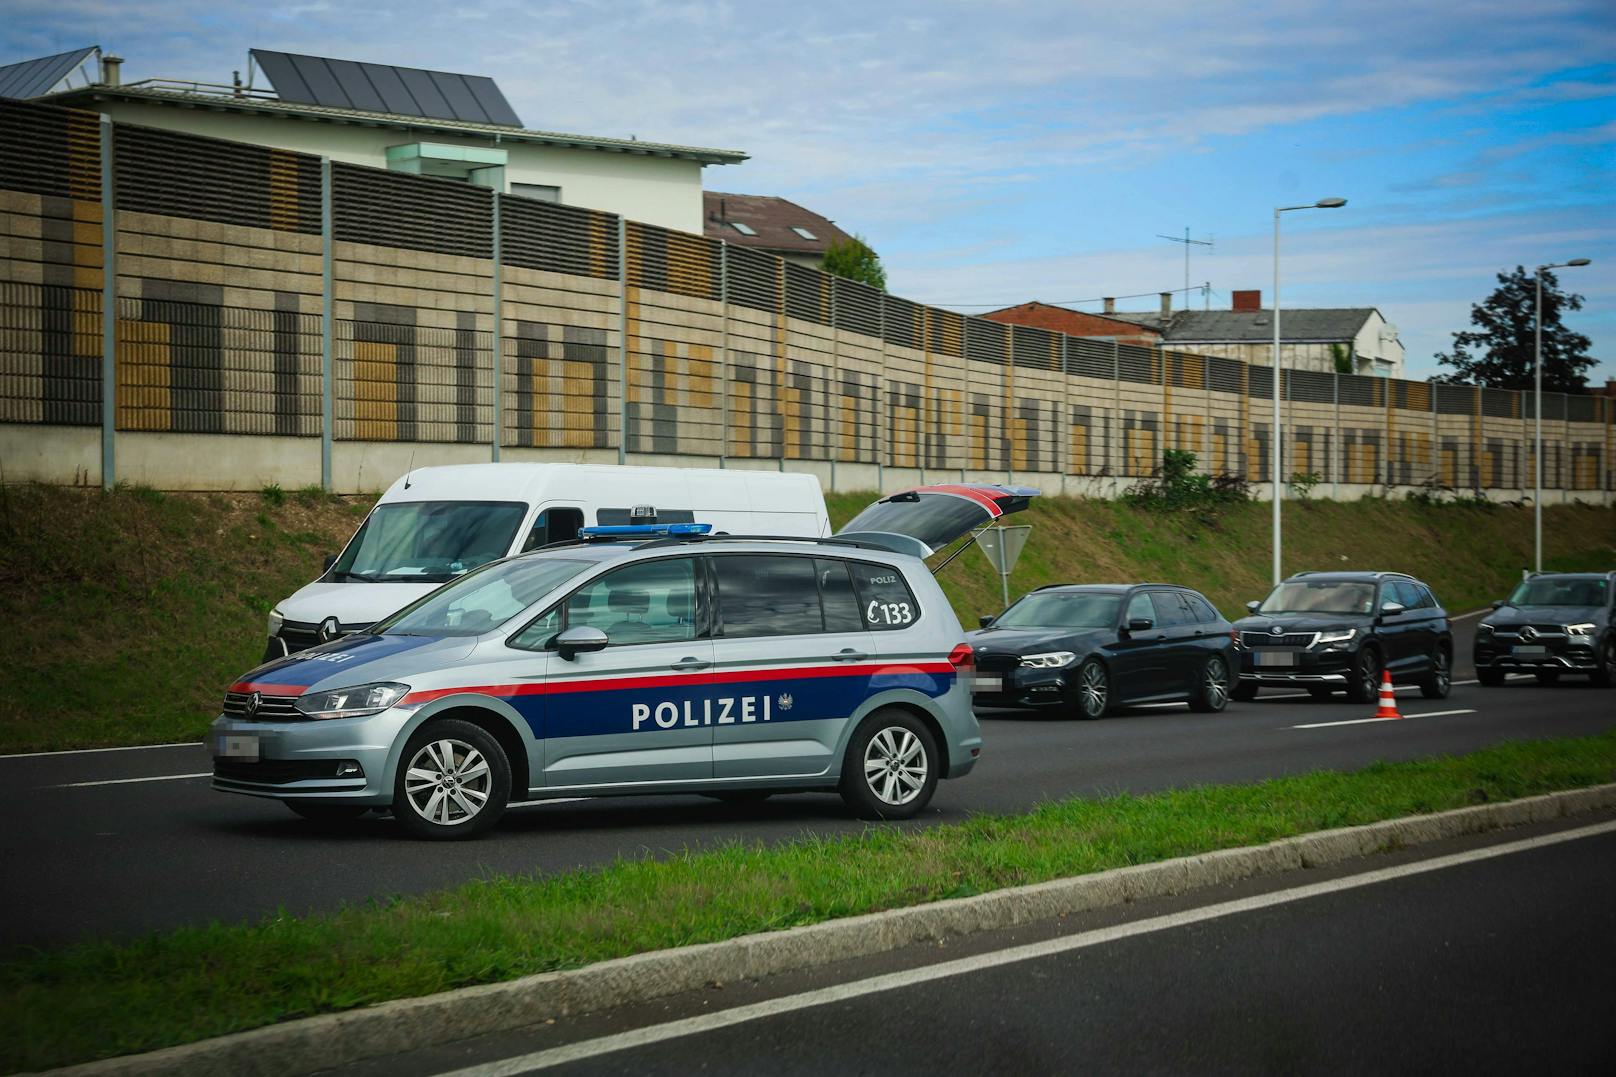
(355, 812), (1614, 1076)
(4, 616), (1612, 951)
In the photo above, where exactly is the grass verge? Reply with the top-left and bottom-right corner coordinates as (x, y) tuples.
(5, 731), (1615, 1072)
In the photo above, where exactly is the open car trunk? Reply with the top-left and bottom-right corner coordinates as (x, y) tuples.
(836, 484), (1040, 558)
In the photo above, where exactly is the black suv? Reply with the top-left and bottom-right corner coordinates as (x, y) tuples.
(1474, 572), (1615, 687)
(967, 584), (1237, 718)
(1231, 572), (1452, 703)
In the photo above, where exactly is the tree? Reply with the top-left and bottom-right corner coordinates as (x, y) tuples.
(1435, 266), (1593, 392)
(822, 234), (887, 291)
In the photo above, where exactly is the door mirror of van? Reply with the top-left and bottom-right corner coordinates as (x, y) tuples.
(1245, 600), (1261, 614)
(978, 614), (994, 628)
(1126, 617), (1154, 633)
(323, 554), (337, 573)
(555, 626), (609, 660)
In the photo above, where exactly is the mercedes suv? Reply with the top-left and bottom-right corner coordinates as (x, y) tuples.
(1474, 572), (1615, 687)
(1231, 572), (1452, 703)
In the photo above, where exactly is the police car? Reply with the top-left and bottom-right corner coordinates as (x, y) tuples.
(211, 484), (1036, 839)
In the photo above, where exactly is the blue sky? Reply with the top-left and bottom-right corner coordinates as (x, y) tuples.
(6, 0), (1612, 382)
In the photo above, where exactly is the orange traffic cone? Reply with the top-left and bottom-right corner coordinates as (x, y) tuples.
(1374, 669), (1402, 719)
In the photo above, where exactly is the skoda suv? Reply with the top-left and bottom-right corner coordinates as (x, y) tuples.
(1231, 572), (1452, 703)
(1474, 572), (1615, 687)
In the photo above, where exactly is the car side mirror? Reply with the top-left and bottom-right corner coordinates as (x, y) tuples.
(1379, 601), (1405, 618)
(1127, 617), (1154, 632)
(323, 554), (337, 572)
(555, 625), (608, 660)
(979, 614), (994, 628)
(1245, 600), (1261, 614)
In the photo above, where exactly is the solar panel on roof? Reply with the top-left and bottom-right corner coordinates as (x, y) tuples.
(249, 49), (521, 126)
(0, 46), (98, 100)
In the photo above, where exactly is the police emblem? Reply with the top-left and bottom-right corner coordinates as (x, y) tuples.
(777, 693), (793, 711)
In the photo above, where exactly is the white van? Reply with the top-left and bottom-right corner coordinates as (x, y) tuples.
(264, 463), (830, 660)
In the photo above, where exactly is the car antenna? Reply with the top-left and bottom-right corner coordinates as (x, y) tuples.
(403, 450), (416, 490)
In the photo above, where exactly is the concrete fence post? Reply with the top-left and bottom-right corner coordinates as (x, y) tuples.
(617, 216), (628, 466)
(98, 115), (116, 489)
(490, 193), (502, 463)
(319, 157), (334, 492)
(719, 242), (729, 469)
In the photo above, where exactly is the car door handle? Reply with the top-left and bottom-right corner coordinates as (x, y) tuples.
(670, 657), (710, 671)
(833, 649), (869, 662)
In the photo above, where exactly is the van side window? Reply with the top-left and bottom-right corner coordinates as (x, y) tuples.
(521, 507), (584, 552)
(713, 555), (823, 638)
(564, 558), (698, 646)
(817, 559), (864, 633)
(850, 561), (920, 631)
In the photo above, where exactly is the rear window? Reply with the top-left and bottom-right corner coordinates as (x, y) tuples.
(1149, 592), (1194, 627)
(849, 561), (920, 631)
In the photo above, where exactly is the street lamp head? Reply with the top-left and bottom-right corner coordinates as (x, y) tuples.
(1315, 197), (1348, 208)
(1566, 258), (1592, 267)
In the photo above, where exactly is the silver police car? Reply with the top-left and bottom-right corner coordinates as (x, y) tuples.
(211, 485), (1035, 839)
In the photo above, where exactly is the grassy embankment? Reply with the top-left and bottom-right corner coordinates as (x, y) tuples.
(1, 482), (1611, 752)
(4, 731), (1614, 1072)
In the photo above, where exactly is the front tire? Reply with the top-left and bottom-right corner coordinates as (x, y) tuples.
(1346, 648), (1382, 705)
(1419, 647), (1452, 700)
(1071, 659), (1111, 719)
(1592, 638), (1615, 688)
(839, 710), (939, 821)
(392, 719), (511, 840)
(1188, 654), (1231, 713)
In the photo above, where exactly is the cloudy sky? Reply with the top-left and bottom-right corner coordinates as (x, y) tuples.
(7, 0), (1613, 381)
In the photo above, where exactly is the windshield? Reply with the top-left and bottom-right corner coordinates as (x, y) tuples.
(993, 592), (1122, 630)
(377, 557), (591, 637)
(332, 501), (527, 583)
(1259, 581), (1376, 615)
(1507, 578), (1609, 608)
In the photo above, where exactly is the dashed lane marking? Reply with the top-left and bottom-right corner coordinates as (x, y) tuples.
(1291, 708), (1476, 729)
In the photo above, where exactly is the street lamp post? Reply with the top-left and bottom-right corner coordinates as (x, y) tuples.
(1533, 257), (1592, 573)
(1271, 197), (1347, 586)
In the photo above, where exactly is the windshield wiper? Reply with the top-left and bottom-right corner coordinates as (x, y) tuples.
(334, 569), (379, 583)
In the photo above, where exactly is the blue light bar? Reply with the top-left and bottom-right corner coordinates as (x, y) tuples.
(577, 523), (713, 540)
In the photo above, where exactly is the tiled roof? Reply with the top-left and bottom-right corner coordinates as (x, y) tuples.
(703, 192), (853, 253)
(1108, 308), (1377, 342)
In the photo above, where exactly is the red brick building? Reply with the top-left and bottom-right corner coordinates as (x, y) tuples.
(982, 301), (1162, 348)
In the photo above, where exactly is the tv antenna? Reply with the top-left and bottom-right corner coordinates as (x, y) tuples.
(1157, 228), (1213, 311)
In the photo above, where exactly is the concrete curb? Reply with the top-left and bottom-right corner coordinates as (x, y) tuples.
(53, 783), (1616, 1077)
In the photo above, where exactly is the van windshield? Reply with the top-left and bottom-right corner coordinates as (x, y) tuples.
(332, 501), (527, 583)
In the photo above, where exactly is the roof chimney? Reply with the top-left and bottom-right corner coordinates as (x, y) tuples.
(1159, 292), (1172, 317)
(98, 54), (123, 87)
(1102, 297), (1116, 314)
(1232, 289), (1262, 312)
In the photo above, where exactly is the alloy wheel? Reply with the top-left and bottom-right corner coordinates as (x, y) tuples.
(863, 727), (928, 807)
(1079, 661), (1108, 718)
(1203, 657), (1229, 709)
(1432, 650), (1450, 694)
(403, 738), (492, 826)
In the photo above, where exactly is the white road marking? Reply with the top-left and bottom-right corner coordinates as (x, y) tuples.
(1291, 708), (1476, 729)
(0, 741), (200, 761)
(1450, 608), (1492, 621)
(52, 772), (212, 789)
(441, 819), (1616, 1076)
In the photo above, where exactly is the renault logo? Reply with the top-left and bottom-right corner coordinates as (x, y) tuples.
(1519, 625), (1537, 642)
(319, 616), (341, 642)
(245, 691), (262, 718)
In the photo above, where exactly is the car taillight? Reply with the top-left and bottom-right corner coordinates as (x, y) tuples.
(947, 642), (975, 672)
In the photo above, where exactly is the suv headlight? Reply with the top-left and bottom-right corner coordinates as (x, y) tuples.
(1566, 623), (1596, 637)
(1478, 622), (1494, 637)
(267, 609), (284, 637)
(294, 682), (409, 720)
(1315, 629), (1357, 645)
(1021, 651), (1077, 669)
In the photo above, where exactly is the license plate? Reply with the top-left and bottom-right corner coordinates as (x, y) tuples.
(971, 675), (1003, 694)
(1255, 651), (1297, 667)
(216, 733), (259, 760)
(1512, 645), (1548, 657)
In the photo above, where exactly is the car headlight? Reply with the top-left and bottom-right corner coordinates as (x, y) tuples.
(267, 609), (284, 637)
(294, 682), (409, 720)
(1020, 651), (1077, 669)
(1566, 623), (1596, 637)
(1315, 628), (1356, 645)
(1478, 622), (1494, 637)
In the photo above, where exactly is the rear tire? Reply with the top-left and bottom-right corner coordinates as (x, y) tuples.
(392, 719), (511, 840)
(1535, 670), (1561, 686)
(1187, 654), (1231, 713)
(1071, 659), (1111, 719)
(1476, 667), (1505, 687)
(1346, 648), (1382, 705)
(839, 710), (939, 821)
(285, 801), (368, 823)
(1231, 682), (1259, 702)
(1419, 647), (1451, 700)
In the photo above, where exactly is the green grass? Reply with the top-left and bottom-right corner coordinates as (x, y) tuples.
(0, 484), (1609, 752)
(4, 732), (1613, 1072)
